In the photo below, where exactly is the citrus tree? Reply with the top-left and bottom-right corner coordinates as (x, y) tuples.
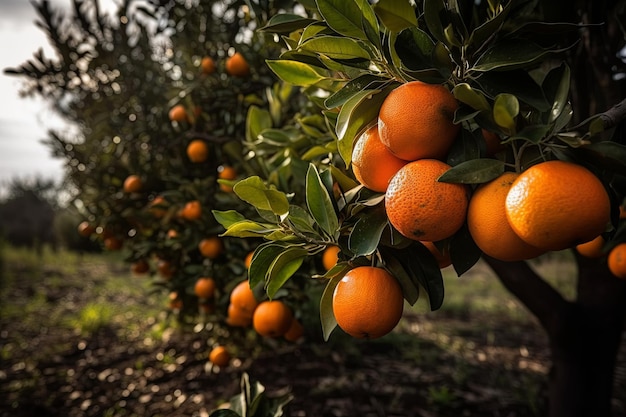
(212, 0), (626, 415)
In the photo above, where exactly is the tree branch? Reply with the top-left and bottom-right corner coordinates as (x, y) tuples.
(598, 97), (626, 130)
(482, 256), (569, 332)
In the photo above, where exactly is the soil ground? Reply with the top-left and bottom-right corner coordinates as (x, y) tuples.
(1, 248), (625, 417)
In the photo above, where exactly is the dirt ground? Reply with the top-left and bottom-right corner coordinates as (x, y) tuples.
(0, 251), (624, 417)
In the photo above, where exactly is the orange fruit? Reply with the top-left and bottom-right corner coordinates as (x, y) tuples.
(351, 124), (407, 192)
(168, 104), (188, 122)
(166, 229), (178, 239)
(104, 237), (123, 251)
(225, 52), (250, 77)
(482, 128), (505, 156)
(229, 281), (258, 317)
(200, 56), (216, 75)
(322, 246), (340, 271)
(244, 251), (254, 269)
(332, 266), (404, 339)
(186, 139), (209, 163)
(378, 81), (459, 161)
(284, 318), (304, 342)
(131, 259), (150, 275)
(218, 165), (237, 192)
(467, 172), (545, 262)
(181, 200), (202, 221)
(168, 291), (182, 310)
(198, 237), (223, 259)
(226, 303), (253, 327)
(620, 205), (626, 219)
(123, 175), (142, 193)
(385, 159), (468, 242)
(575, 235), (605, 258)
(420, 241), (452, 268)
(77, 221), (95, 237)
(157, 259), (175, 279)
(148, 195), (167, 218)
(194, 277), (216, 299)
(608, 243), (626, 279)
(505, 160), (611, 251)
(208, 346), (230, 367)
(252, 300), (294, 338)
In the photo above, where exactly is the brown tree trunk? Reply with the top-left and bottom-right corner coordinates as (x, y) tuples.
(484, 255), (626, 417)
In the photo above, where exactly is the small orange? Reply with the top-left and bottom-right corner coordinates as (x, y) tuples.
(218, 165), (237, 192)
(420, 241), (452, 268)
(608, 243), (626, 279)
(332, 266), (404, 339)
(378, 81), (459, 161)
(481, 128), (505, 156)
(168, 104), (188, 122)
(467, 172), (545, 262)
(131, 259), (150, 275)
(123, 175), (142, 193)
(208, 346), (230, 367)
(78, 221), (95, 237)
(252, 300), (294, 338)
(157, 259), (175, 279)
(181, 200), (202, 221)
(322, 246), (340, 271)
(229, 280), (258, 317)
(284, 318), (304, 342)
(200, 56), (216, 75)
(244, 251), (254, 269)
(166, 229), (178, 239)
(198, 237), (223, 259)
(385, 159), (468, 242)
(351, 124), (407, 192)
(620, 205), (626, 219)
(168, 291), (182, 310)
(505, 160), (611, 251)
(186, 140), (209, 163)
(194, 277), (216, 299)
(575, 235), (605, 258)
(104, 237), (123, 251)
(148, 195), (167, 218)
(225, 52), (250, 77)
(226, 303), (253, 327)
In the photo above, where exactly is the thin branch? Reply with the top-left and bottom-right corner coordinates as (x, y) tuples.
(598, 97), (626, 130)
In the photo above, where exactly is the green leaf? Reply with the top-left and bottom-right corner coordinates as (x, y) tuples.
(423, 0), (448, 45)
(319, 270), (348, 341)
(393, 27), (435, 71)
(348, 206), (388, 256)
(542, 63), (571, 123)
(306, 164), (339, 238)
(510, 124), (551, 144)
(473, 41), (567, 72)
(446, 127), (482, 166)
(248, 243), (287, 289)
(373, 0), (417, 32)
(316, 0), (367, 40)
(220, 221), (277, 238)
(299, 36), (372, 60)
(233, 176), (290, 218)
(580, 142), (626, 176)
(438, 158), (505, 184)
(259, 13), (319, 33)
(449, 224), (481, 276)
(324, 74), (388, 109)
(492, 93), (519, 131)
(212, 210), (246, 229)
(475, 70), (549, 112)
(468, 0), (514, 46)
(246, 105), (273, 142)
(354, 0), (381, 47)
(266, 247), (308, 298)
(452, 83), (490, 112)
(266, 60), (327, 86)
(381, 251), (420, 306)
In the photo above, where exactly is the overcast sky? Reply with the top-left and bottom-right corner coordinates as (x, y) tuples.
(0, 0), (118, 195)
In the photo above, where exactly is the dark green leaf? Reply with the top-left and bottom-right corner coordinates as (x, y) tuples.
(320, 271), (347, 340)
(438, 158), (504, 184)
(246, 105), (273, 142)
(316, 0), (367, 39)
(373, 0), (417, 32)
(266, 60), (327, 86)
(266, 247), (308, 298)
(299, 36), (372, 60)
(580, 142), (626, 176)
(380, 250), (420, 305)
(446, 127), (482, 166)
(473, 41), (568, 72)
(510, 124), (551, 144)
(248, 243), (287, 289)
(476, 70), (549, 111)
(449, 224), (481, 276)
(542, 63), (571, 123)
(468, 0), (515, 46)
(324, 74), (389, 109)
(452, 83), (490, 112)
(423, 0), (448, 46)
(259, 13), (319, 33)
(394, 27), (435, 71)
(306, 164), (339, 238)
(233, 176), (290, 218)
(354, 0), (381, 47)
(348, 206), (388, 256)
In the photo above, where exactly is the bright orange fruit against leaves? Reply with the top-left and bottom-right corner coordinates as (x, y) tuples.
(333, 266), (404, 339)
(168, 104), (187, 122)
(378, 81), (459, 161)
(481, 128), (505, 156)
(608, 243), (626, 279)
(467, 172), (545, 262)
(322, 245), (340, 271)
(194, 277), (216, 299)
(244, 251), (254, 269)
(123, 174), (142, 193)
(351, 124), (407, 192)
(181, 200), (202, 221)
(200, 56), (215, 75)
(187, 139), (209, 163)
(198, 237), (223, 259)
(229, 280), (258, 317)
(225, 52), (250, 77)
(218, 165), (237, 192)
(284, 318), (304, 342)
(576, 235), (605, 258)
(208, 346), (230, 367)
(252, 300), (294, 338)
(505, 160), (611, 251)
(77, 221), (95, 237)
(385, 159), (468, 242)
(226, 303), (253, 327)
(420, 241), (452, 269)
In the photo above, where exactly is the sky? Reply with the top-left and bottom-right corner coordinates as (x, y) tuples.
(0, 0), (119, 195)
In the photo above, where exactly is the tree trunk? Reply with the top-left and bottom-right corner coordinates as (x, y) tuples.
(484, 255), (626, 417)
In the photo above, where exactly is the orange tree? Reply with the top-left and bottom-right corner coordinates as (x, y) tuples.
(213, 0), (626, 415)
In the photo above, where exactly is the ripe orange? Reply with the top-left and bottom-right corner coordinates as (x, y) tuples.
(218, 165), (237, 192)
(131, 259), (150, 275)
(420, 241), (452, 268)
(200, 56), (216, 75)
(505, 160), (611, 251)
(208, 346), (230, 367)
(225, 52), (250, 77)
(244, 251), (254, 269)
(608, 243), (626, 279)
(168, 291), (182, 310)
(351, 124), (407, 192)
(252, 300), (294, 338)
(157, 259), (175, 279)
(198, 237), (223, 259)
(78, 221), (95, 237)
(226, 303), (253, 327)
(186, 140), (209, 163)
(378, 81), (459, 161)
(168, 104), (188, 122)
(332, 266), (404, 339)
(284, 318), (304, 342)
(575, 235), (605, 258)
(181, 200), (202, 221)
(149, 195), (167, 218)
(166, 229), (178, 239)
(467, 172), (545, 262)
(229, 280), (258, 317)
(322, 246), (340, 271)
(104, 237), (123, 251)
(482, 129), (505, 156)
(123, 175), (142, 193)
(194, 277), (216, 299)
(385, 159), (468, 242)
